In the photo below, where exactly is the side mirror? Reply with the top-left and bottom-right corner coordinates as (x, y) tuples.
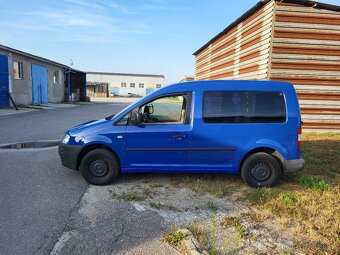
(144, 104), (154, 114)
(130, 111), (143, 125)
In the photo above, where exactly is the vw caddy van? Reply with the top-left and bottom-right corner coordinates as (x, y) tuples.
(59, 80), (304, 187)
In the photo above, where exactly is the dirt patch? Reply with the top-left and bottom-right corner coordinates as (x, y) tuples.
(105, 173), (302, 254)
(85, 132), (340, 254)
(108, 173), (247, 224)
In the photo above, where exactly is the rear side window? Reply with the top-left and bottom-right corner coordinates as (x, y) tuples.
(203, 91), (286, 123)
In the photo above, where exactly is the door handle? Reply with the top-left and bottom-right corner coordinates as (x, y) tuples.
(173, 134), (186, 139)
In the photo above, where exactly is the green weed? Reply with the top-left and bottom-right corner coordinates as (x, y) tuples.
(207, 200), (218, 212)
(298, 175), (330, 191)
(163, 230), (187, 246)
(244, 188), (272, 203)
(278, 192), (297, 205)
(110, 192), (143, 201)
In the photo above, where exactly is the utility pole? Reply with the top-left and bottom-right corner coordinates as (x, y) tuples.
(66, 59), (73, 101)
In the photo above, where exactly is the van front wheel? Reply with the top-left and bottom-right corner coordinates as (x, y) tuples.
(241, 152), (281, 188)
(79, 149), (119, 185)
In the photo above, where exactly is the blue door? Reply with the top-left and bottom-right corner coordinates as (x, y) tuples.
(123, 94), (190, 172)
(0, 55), (9, 107)
(124, 125), (189, 172)
(188, 91), (239, 173)
(32, 64), (48, 105)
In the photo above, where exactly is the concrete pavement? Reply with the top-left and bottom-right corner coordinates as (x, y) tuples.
(0, 103), (174, 255)
(0, 103), (82, 118)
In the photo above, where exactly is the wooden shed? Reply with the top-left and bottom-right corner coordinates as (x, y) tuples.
(86, 81), (109, 98)
(193, 0), (340, 131)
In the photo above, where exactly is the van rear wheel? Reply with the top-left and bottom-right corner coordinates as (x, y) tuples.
(241, 152), (281, 188)
(79, 149), (119, 185)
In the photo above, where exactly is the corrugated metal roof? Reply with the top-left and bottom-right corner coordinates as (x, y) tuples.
(86, 81), (110, 86)
(193, 0), (340, 56)
(87, 71), (165, 78)
(0, 44), (67, 68)
(0, 44), (87, 74)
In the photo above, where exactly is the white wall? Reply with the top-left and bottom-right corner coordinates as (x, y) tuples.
(86, 73), (165, 97)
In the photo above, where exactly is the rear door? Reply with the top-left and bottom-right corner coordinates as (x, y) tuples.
(123, 93), (191, 172)
(188, 90), (287, 173)
(188, 91), (243, 172)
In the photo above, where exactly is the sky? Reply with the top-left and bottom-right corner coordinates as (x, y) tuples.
(1, 0), (339, 84)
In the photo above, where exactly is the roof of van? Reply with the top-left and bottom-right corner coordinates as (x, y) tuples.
(163, 80), (294, 92)
(173, 80), (293, 89)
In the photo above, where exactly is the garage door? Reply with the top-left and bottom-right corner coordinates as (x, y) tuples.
(0, 55), (9, 107)
(32, 64), (48, 105)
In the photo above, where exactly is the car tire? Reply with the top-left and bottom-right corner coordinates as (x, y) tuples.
(241, 152), (281, 188)
(79, 149), (119, 185)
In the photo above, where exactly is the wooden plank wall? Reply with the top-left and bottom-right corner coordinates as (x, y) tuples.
(195, 1), (275, 80)
(86, 86), (108, 98)
(270, 1), (340, 131)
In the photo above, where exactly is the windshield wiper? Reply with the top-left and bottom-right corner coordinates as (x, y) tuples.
(105, 114), (115, 120)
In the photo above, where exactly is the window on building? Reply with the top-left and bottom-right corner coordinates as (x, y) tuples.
(156, 84), (161, 89)
(203, 91), (286, 123)
(130, 83), (135, 88)
(121, 82), (127, 87)
(139, 83), (144, 88)
(13, 61), (23, 79)
(53, 70), (60, 83)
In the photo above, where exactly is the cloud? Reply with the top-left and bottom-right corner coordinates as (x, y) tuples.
(0, 22), (54, 31)
(21, 10), (102, 27)
(109, 2), (134, 14)
(0, 0), (154, 44)
(141, 1), (191, 11)
(64, 0), (104, 10)
(67, 18), (97, 27)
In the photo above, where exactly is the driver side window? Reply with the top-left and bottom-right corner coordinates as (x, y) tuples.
(136, 94), (187, 124)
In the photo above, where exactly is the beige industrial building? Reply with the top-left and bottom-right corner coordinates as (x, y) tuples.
(86, 72), (165, 97)
(0, 44), (65, 106)
(193, 0), (340, 131)
(0, 44), (86, 107)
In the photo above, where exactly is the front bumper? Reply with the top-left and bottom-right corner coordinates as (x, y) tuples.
(58, 143), (82, 170)
(284, 158), (305, 173)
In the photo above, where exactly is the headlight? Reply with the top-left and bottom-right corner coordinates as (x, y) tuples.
(62, 134), (70, 144)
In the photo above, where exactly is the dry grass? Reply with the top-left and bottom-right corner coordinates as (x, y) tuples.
(264, 187), (340, 253)
(187, 223), (207, 247)
(160, 133), (340, 254)
(165, 133), (340, 254)
(244, 132), (340, 254)
(302, 132), (340, 181)
(169, 173), (243, 198)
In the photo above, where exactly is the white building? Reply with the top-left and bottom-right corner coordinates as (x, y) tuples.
(86, 72), (165, 97)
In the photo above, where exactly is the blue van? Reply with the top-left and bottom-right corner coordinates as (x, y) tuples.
(59, 80), (304, 187)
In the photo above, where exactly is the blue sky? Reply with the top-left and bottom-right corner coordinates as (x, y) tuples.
(0, 0), (339, 83)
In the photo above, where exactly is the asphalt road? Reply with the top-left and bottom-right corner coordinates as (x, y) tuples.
(0, 104), (168, 254)
(0, 103), (128, 144)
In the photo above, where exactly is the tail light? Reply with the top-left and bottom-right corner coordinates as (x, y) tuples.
(297, 126), (302, 147)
